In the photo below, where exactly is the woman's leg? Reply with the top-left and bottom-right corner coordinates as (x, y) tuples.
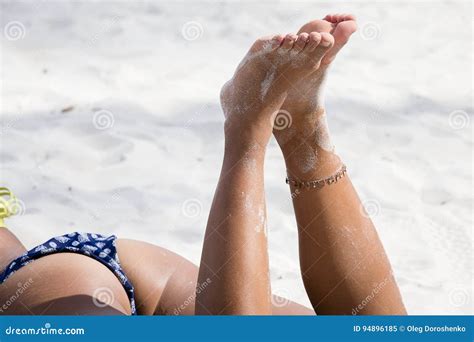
(274, 15), (406, 315)
(116, 239), (199, 315)
(117, 239), (314, 315)
(195, 30), (335, 314)
(195, 140), (271, 315)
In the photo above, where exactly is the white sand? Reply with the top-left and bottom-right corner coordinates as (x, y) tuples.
(0, 0), (472, 314)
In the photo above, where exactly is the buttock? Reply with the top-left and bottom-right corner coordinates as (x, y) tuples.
(0, 252), (131, 315)
(0, 232), (136, 314)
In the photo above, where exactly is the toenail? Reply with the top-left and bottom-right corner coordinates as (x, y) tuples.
(321, 40), (331, 47)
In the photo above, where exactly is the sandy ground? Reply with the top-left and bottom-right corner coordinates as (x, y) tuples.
(0, 0), (472, 314)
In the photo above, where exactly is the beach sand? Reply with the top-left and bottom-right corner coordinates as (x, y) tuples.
(0, 0), (472, 314)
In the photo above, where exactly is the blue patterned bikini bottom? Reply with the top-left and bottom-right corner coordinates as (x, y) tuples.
(0, 232), (136, 315)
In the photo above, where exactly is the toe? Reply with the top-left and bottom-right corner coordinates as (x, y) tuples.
(319, 32), (335, 48)
(272, 34), (286, 47)
(324, 14), (340, 23)
(321, 20), (357, 64)
(333, 19), (358, 39)
(323, 14), (335, 22)
(305, 32), (321, 52)
(298, 19), (333, 35)
(293, 33), (309, 52)
(341, 14), (357, 21)
(334, 14), (345, 22)
(324, 13), (356, 23)
(281, 33), (298, 50)
(250, 35), (278, 53)
(309, 32), (334, 66)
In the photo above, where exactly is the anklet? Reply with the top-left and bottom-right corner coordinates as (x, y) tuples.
(286, 164), (347, 190)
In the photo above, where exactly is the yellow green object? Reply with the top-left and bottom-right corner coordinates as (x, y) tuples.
(0, 187), (20, 227)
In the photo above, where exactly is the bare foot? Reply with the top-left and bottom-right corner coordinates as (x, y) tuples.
(220, 31), (335, 147)
(279, 14), (357, 116)
(274, 14), (357, 178)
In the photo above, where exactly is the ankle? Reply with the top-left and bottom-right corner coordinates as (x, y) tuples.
(274, 107), (327, 144)
(224, 118), (273, 150)
(284, 145), (342, 179)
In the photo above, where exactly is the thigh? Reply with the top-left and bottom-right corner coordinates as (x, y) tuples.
(116, 239), (198, 315)
(117, 239), (315, 315)
(0, 253), (131, 315)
